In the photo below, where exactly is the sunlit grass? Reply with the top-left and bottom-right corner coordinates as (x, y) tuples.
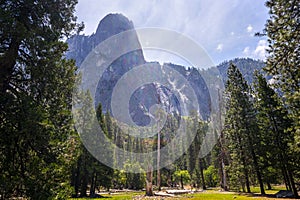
(69, 185), (288, 199)
(182, 192), (254, 200)
(247, 185), (286, 194)
(69, 191), (143, 200)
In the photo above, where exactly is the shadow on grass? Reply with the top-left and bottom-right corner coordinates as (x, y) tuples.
(241, 193), (276, 198)
(71, 194), (112, 199)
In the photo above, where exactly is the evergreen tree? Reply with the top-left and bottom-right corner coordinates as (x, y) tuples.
(0, 0), (80, 198)
(254, 72), (298, 197)
(262, 0), (299, 197)
(263, 0), (300, 152)
(224, 64), (265, 194)
(72, 98), (114, 197)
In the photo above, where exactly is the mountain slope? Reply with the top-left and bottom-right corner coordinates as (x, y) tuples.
(217, 58), (265, 84)
(67, 14), (264, 126)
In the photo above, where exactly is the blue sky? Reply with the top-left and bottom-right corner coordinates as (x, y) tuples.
(75, 0), (269, 67)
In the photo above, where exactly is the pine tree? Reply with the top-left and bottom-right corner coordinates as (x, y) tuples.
(224, 64), (265, 194)
(254, 72), (298, 197)
(72, 97), (114, 197)
(262, 1), (299, 197)
(264, 0), (300, 152)
(72, 91), (94, 197)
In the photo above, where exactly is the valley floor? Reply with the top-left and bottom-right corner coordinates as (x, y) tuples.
(70, 185), (298, 200)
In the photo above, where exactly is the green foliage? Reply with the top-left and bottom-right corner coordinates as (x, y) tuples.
(71, 99), (114, 197)
(250, 0), (300, 197)
(264, 0), (300, 152)
(174, 170), (191, 185)
(224, 64), (265, 194)
(224, 64), (252, 192)
(204, 166), (219, 187)
(123, 161), (146, 190)
(263, 166), (281, 185)
(0, 0), (80, 198)
(113, 170), (127, 189)
(253, 72), (298, 194)
(2, 0), (299, 197)
(262, 1), (300, 196)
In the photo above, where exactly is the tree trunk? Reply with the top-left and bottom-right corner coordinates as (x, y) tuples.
(80, 173), (88, 197)
(167, 169), (172, 187)
(157, 132), (161, 191)
(200, 159), (206, 190)
(146, 165), (153, 196)
(74, 159), (81, 197)
(245, 169), (251, 193)
(218, 89), (228, 191)
(239, 140), (250, 193)
(287, 169), (299, 198)
(222, 159), (228, 191)
(0, 39), (20, 93)
(251, 149), (265, 194)
(80, 161), (88, 197)
(280, 158), (293, 192)
(90, 171), (96, 197)
(241, 181), (246, 193)
(180, 174), (184, 189)
(281, 166), (291, 191)
(267, 182), (272, 190)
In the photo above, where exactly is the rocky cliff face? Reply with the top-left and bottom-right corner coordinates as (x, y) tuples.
(66, 13), (145, 67)
(163, 63), (211, 120)
(67, 14), (264, 126)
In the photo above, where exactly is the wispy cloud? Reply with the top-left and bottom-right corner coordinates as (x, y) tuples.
(75, 0), (269, 65)
(247, 24), (253, 33)
(243, 46), (250, 55)
(216, 44), (223, 52)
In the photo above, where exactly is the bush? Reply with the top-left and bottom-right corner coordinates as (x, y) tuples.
(204, 166), (219, 187)
(174, 170), (191, 188)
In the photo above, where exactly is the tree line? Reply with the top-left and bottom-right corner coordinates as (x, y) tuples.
(0, 0), (299, 199)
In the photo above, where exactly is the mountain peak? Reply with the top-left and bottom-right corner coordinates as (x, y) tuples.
(95, 13), (134, 40)
(66, 13), (141, 67)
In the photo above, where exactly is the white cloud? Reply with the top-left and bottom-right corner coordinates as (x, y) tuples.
(247, 24), (253, 32)
(254, 40), (268, 60)
(75, 0), (269, 65)
(243, 46), (250, 55)
(216, 43), (223, 52)
(241, 40), (268, 60)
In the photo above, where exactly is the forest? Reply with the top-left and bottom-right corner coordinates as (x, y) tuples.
(0, 0), (299, 199)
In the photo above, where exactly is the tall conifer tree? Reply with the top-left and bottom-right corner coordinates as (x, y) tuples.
(224, 64), (265, 194)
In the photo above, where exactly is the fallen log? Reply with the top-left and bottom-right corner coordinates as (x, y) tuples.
(166, 190), (191, 195)
(154, 192), (175, 197)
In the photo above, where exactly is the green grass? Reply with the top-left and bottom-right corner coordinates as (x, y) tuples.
(228, 185), (286, 194)
(69, 192), (279, 200)
(69, 186), (288, 200)
(69, 192), (143, 200)
(182, 192), (254, 200)
(250, 185), (286, 194)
